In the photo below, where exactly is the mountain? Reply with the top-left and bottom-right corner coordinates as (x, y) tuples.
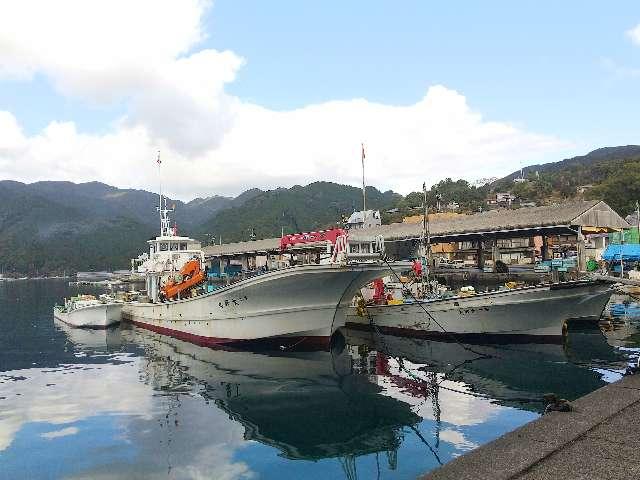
(0, 180), (398, 273)
(490, 145), (640, 214)
(4, 143), (637, 274)
(0, 180), (262, 273)
(500, 146), (640, 182)
(196, 182), (400, 243)
(0, 181), (156, 273)
(3, 180), (240, 230)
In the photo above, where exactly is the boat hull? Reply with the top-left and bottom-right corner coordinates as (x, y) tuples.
(122, 263), (402, 346)
(346, 281), (613, 342)
(53, 303), (122, 328)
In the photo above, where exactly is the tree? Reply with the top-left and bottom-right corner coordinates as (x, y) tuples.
(587, 161), (640, 215)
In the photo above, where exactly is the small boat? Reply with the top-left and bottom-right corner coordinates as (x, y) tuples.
(53, 294), (122, 328)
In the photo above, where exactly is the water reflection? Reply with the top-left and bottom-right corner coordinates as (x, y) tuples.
(341, 327), (628, 414)
(2, 280), (639, 479)
(124, 326), (421, 464)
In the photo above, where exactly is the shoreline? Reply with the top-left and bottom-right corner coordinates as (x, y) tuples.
(420, 373), (640, 479)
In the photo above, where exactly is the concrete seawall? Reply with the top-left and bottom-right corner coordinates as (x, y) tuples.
(421, 373), (640, 479)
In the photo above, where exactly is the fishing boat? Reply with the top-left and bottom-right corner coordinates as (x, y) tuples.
(346, 181), (615, 342)
(53, 295), (122, 328)
(121, 194), (400, 348)
(347, 280), (613, 342)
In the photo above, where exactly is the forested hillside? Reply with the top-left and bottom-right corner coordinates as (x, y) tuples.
(3, 145), (639, 274)
(196, 182), (401, 243)
(385, 145), (640, 221)
(494, 145), (640, 214)
(0, 180), (398, 273)
(0, 180), (251, 273)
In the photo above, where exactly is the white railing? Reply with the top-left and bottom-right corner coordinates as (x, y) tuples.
(331, 234), (349, 264)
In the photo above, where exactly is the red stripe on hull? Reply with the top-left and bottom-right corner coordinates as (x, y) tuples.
(129, 320), (331, 351)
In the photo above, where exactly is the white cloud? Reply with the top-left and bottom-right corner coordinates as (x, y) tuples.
(627, 23), (640, 46)
(600, 57), (640, 79)
(439, 428), (478, 451)
(0, 0), (572, 200)
(0, 358), (153, 451)
(0, 0), (242, 155)
(40, 426), (79, 439)
(0, 86), (569, 200)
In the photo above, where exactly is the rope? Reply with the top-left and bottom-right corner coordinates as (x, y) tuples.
(279, 336), (308, 351)
(380, 258), (499, 360)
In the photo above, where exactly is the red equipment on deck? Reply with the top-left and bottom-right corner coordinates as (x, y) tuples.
(372, 278), (385, 304)
(161, 259), (205, 300)
(280, 228), (347, 251)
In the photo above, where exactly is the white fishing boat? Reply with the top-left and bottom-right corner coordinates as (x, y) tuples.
(347, 280), (614, 342)
(53, 295), (122, 328)
(122, 187), (399, 348)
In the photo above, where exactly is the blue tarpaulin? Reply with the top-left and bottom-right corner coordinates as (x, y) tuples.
(602, 244), (640, 262)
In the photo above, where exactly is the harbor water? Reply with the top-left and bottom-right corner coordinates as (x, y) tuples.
(1, 280), (639, 479)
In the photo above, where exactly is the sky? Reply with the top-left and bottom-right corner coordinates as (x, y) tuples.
(1, 0), (640, 200)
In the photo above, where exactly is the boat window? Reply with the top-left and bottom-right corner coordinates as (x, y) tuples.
(180, 243), (187, 250)
(160, 243), (168, 251)
(361, 243), (370, 253)
(351, 244), (360, 253)
(149, 245), (155, 254)
(170, 242), (179, 251)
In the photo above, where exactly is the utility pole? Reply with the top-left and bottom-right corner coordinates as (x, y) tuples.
(636, 200), (640, 239)
(361, 143), (366, 212)
(621, 232), (625, 279)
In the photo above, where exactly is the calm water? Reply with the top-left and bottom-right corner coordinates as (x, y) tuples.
(1, 280), (639, 480)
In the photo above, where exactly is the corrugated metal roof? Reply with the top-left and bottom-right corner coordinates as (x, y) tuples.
(203, 237), (280, 256)
(202, 200), (629, 256)
(350, 200), (629, 241)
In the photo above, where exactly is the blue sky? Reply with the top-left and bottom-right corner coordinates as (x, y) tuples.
(1, 1), (639, 198)
(207, 1), (640, 143)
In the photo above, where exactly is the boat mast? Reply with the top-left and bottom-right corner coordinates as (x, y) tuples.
(361, 143), (366, 211)
(423, 182), (431, 288)
(157, 150), (164, 236)
(156, 150), (174, 237)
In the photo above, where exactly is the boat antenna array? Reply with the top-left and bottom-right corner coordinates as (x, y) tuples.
(156, 150), (175, 237)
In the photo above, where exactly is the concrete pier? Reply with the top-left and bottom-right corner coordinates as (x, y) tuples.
(421, 373), (640, 479)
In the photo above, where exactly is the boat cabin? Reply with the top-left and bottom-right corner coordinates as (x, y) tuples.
(147, 236), (202, 257)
